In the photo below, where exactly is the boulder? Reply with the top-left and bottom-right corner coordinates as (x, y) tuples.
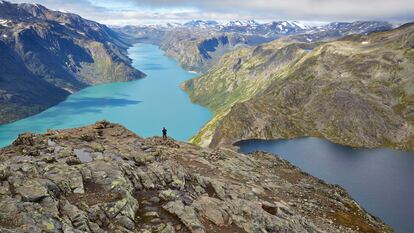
(15, 179), (49, 202)
(163, 201), (205, 233)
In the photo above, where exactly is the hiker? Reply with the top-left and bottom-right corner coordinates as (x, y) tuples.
(162, 127), (167, 140)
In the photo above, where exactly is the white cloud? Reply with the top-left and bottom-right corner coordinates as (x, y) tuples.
(7, 0), (414, 25)
(130, 0), (414, 21)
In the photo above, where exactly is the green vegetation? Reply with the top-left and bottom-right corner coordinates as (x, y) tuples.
(0, 3), (145, 124)
(183, 23), (414, 151)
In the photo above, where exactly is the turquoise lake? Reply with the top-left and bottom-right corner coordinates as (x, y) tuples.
(1, 42), (414, 232)
(0, 43), (212, 147)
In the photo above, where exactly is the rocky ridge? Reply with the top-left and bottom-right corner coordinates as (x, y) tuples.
(0, 121), (392, 233)
(183, 23), (414, 151)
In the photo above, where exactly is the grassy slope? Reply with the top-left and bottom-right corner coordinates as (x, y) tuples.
(183, 23), (414, 151)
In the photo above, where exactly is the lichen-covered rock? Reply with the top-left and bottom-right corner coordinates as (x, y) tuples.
(159, 190), (177, 202)
(192, 196), (229, 226)
(15, 179), (49, 202)
(163, 200), (205, 233)
(12, 133), (35, 146)
(44, 164), (85, 194)
(0, 122), (393, 232)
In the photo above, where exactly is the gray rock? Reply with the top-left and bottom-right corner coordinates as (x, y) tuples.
(47, 139), (56, 147)
(118, 216), (135, 230)
(15, 180), (49, 202)
(149, 196), (160, 203)
(159, 190), (177, 202)
(163, 201), (205, 233)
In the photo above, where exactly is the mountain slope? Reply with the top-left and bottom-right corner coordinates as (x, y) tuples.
(283, 21), (395, 43)
(159, 29), (274, 72)
(0, 121), (393, 232)
(117, 21), (394, 73)
(0, 40), (68, 124)
(0, 1), (145, 124)
(183, 23), (414, 151)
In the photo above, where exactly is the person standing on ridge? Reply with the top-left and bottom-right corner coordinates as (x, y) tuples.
(162, 127), (167, 140)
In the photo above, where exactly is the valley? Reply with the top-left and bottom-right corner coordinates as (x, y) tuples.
(0, 1), (413, 232)
(1, 31), (413, 233)
(0, 43), (211, 147)
(115, 20), (394, 73)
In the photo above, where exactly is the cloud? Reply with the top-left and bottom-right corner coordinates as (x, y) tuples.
(130, 0), (414, 21)
(9, 0), (112, 21)
(7, 0), (414, 25)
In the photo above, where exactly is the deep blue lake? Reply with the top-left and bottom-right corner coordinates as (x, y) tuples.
(236, 138), (414, 233)
(0, 43), (212, 146)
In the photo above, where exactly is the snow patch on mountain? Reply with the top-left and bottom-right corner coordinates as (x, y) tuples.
(0, 19), (11, 27)
(184, 20), (219, 28)
(226, 20), (260, 27)
(292, 21), (309, 29)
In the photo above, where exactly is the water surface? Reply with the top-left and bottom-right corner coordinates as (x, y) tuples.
(236, 138), (414, 233)
(0, 44), (211, 146)
(2, 43), (413, 233)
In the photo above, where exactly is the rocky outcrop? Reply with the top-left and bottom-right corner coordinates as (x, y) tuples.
(0, 1), (145, 124)
(0, 121), (392, 232)
(183, 23), (414, 151)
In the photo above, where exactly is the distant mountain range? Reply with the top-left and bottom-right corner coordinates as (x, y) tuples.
(115, 20), (395, 72)
(181, 19), (310, 34)
(0, 1), (145, 124)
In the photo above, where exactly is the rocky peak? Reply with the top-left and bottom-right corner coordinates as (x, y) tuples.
(264, 21), (308, 34)
(0, 1), (54, 21)
(0, 121), (392, 232)
(226, 20), (259, 27)
(0, 1), (33, 21)
(322, 21), (394, 35)
(19, 3), (49, 18)
(184, 20), (219, 28)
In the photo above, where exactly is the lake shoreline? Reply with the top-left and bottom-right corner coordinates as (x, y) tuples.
(236, 137), (414, 233)
(0, 43), (212, 147)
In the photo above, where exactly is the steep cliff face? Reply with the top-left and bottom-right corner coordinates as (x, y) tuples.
(0, 1), (145, 124)
(0, 121), (393, 232)
(0, 39), (69, 124)
(183, 23), (414, 151)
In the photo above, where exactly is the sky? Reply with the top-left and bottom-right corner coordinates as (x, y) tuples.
(8, 0), (414, 25)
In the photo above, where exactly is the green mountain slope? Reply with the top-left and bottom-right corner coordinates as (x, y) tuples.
(117, 21), (394, 74)
(0, 1), (145, 124)
(183, 23), (414, 151)
(159, 29), (274, 73)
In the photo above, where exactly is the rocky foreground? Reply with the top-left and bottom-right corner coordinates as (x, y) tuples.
(0, 122), (392, 233)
